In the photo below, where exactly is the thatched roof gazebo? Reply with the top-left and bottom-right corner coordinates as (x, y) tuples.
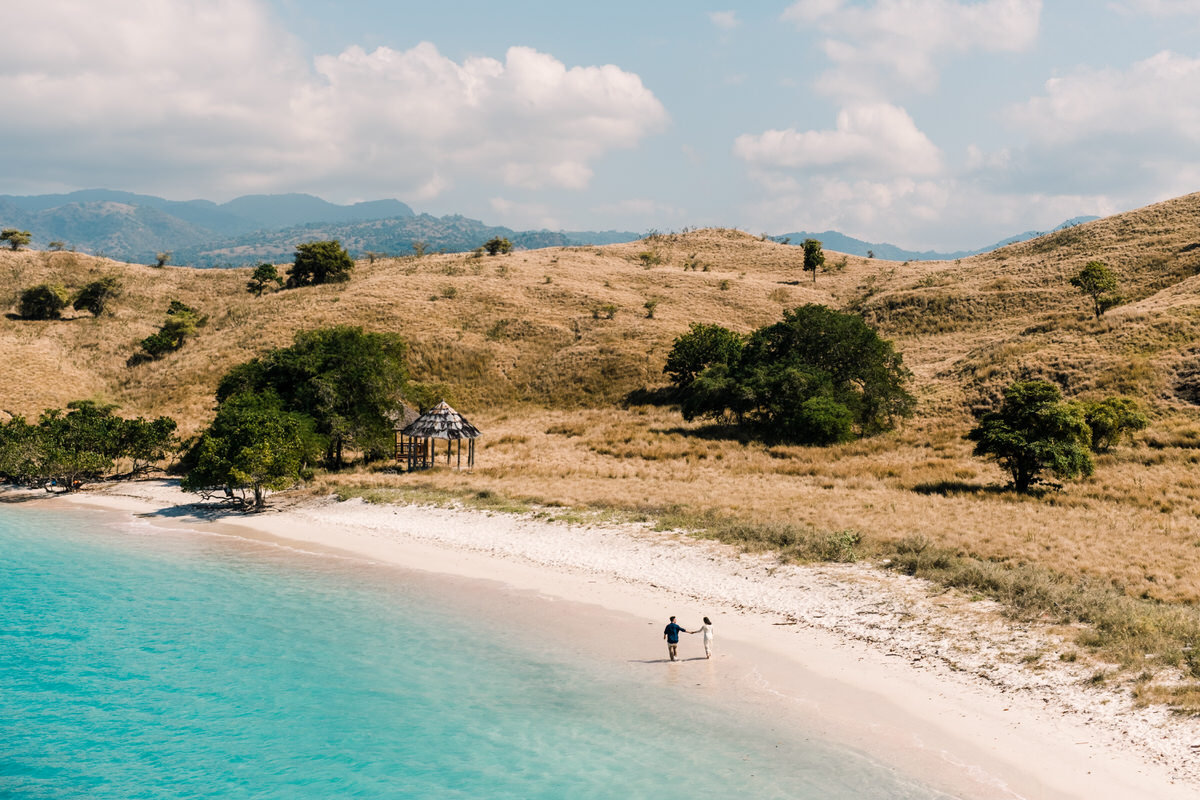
(396, 401), (481, 471)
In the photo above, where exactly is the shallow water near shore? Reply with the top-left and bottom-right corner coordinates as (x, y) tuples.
(0, 503), (956, 799)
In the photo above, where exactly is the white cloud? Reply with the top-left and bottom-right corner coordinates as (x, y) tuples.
(781, 0), (1042, 99)
(734, 104), (942, 177)
(0, 1), (667, 200)
(708, 10), (741, 29)
(998, 51), (1200, 196)
(1110, 0), (1200, 13)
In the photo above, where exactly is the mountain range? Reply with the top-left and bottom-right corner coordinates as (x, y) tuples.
(774, 217), (1099, 261)
(0, 189), (1094, 266)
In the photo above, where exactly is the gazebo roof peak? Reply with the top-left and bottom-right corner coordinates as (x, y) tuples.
(401, 400), (481, 441)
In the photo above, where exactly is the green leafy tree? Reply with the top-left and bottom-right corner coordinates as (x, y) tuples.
(483, 236), (513, 256)
(130, 300), (206, 364)
(182, 392), (319, 509)
(663, 323), (744, 389)
(670, 306), (914, 444)
(286, 240), (354, 288)
(19, 284), (71, 319)
(0, 401), (177, 490)
(73, 277), (122, 315)
(1070, 261), (1122, 318)
(1080, 396), (1149, 452)
(802, 239), (825, 283)
(216, 326), (409, 468)
(247, 263), (283, 295)
(1, 229), (32, 250)
(967, 380), (1093, 493)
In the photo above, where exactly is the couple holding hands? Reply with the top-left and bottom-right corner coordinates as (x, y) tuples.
(662, 616), (713, 661)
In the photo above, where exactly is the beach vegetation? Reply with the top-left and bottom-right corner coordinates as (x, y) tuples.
(182, 391), (319, 508)
(72, 277), (122, 316)
(0, 401), (177, 490)
(18, 284), (71, 320)
(286, 240), (354, 288)
(967, 380), (1093, 493)
(1070, 260), (1122, 318)
(216, 326), (410, 468)
(247, 263), (283, 295)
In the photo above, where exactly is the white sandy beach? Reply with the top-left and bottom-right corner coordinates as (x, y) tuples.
(51, 479), (1200, 800)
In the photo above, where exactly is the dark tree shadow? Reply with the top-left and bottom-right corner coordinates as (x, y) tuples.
(653, 424), (754, 443)
(910, 480), (1052, 498)
(623, 386), (679, 407)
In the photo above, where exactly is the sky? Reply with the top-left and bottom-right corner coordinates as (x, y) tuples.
(3, 1), (1200, 250)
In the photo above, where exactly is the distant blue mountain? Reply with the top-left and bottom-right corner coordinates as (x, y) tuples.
(775, 216), (1100, 261)
(0, 187), (1096, 266)
(0, 189), (639, 266)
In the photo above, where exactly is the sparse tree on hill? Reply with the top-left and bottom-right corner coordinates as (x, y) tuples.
(411, 240), (429, 258)
(154, 251), (173, 268)
(247, 263), (283, 295)
(19, 284), (70, 320)
(1070, 261), (1122, 318)
(48, 240), (66, 251)
(286, 240), (354, 288)
(968, 380), (1093, 493)
(73, 277), (122, 316)
(1, 229), (31, 250)
(483, 236), (512, 256)
(803, 239), (825, 283)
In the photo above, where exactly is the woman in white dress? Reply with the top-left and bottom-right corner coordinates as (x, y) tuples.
(692, 616), (714, 658)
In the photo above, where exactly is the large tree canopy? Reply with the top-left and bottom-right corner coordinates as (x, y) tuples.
(666, 305), (914, 444)
(967, 380), (1093, 493)
(181, 392), (320, 509)
(216, 326), (409, 467)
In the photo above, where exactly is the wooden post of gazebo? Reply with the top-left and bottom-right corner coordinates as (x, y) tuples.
(398, 401), (481, 471)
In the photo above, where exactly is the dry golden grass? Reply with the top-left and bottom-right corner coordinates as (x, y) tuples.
(6, 195), (1200, 692)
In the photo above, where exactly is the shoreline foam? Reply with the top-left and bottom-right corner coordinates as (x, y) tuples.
(48, 480), (1200, 799)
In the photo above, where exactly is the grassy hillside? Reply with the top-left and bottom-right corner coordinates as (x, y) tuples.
(6, 193), (1200, 698)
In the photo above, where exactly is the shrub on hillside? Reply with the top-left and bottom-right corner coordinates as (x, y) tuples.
(483, 237), (512, 256)
(285, 240), (354, 288)
(73, 277), (122, 316)
(1080, 396), (1149, 452)
(129, 300), (206, 365)
(18, 284), (70, 320)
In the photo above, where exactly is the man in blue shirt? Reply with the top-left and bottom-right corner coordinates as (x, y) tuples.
(663, 616), (688, 661)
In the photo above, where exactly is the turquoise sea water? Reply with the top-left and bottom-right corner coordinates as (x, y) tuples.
(0, 504), (955, 799)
